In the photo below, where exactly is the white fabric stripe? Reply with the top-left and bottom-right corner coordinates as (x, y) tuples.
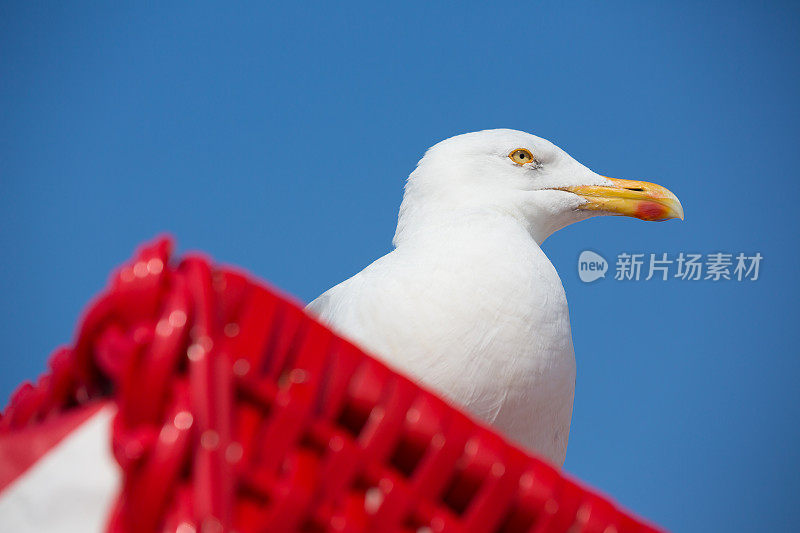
(0, 406), (120, 532)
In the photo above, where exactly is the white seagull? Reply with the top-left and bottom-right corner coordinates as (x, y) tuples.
(307, 129), (682, 466)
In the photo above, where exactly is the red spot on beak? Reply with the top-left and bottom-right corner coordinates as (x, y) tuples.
(636, 202), (666, 221)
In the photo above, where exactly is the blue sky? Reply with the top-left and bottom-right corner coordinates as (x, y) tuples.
(1, 2), (798, 531)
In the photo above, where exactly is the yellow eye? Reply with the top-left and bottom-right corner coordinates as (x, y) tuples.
(509, 148), (535, 165)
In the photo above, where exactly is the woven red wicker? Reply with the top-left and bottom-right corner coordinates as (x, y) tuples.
(0, 237), (662, 533)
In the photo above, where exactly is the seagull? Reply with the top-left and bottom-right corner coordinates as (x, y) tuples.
(307, 129), (682, 466)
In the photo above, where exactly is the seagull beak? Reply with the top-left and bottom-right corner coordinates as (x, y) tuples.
(557, 177), (684, 221)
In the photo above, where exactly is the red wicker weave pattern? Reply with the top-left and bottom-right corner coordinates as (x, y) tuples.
(0, 237), (662, 533)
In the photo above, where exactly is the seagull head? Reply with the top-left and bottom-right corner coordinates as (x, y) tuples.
(394, 129), (683, 245)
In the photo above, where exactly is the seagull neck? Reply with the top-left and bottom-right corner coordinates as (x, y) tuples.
(392, 205), (545, 253)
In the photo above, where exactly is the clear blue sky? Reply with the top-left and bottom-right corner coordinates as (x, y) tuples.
(1, 2), (798, 531)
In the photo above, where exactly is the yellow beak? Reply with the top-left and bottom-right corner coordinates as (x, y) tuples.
(557, 177), (684, 221)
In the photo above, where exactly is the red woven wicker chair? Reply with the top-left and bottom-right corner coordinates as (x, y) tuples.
(0, 237), (662, 532)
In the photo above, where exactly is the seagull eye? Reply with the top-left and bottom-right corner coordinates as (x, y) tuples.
(509, 148), (535, 165)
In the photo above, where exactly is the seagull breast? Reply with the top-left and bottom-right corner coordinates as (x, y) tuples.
(309, 212), (576, 465)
